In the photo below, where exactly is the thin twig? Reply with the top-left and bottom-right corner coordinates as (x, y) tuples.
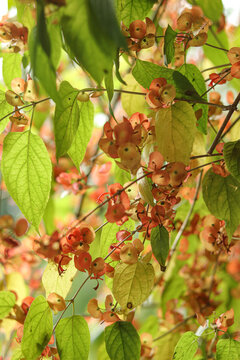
(221, 113), (240, 139)
(187, 159), (221, 172)
(201, 63), (231, 73)
(208, 92), (240, 154)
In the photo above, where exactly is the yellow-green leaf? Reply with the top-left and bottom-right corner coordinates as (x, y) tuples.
(112, 260), (154, 310)
(55, 315), (90, 360)
(173, 331), (198, 360)
(42, 259), (77, 298)
(21, 295), (53, 360)
(121, 74), (147, 116)
(2, 53), (22, 89)
(155, 101), (197, 164)
(0, 290), (16, 319)
(2, 131), (52, 230)
(216, 338), (240, 359)
(0, 89), (12, 134)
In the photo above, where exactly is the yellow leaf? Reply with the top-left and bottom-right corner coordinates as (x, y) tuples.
(155, 102), (197, 164)
(112, 260), (154, 310)
(42, 259), (77, 298)
(121, 74), (147, 116)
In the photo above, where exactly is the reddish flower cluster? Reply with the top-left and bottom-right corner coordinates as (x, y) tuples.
(87, 294), (120, 322)
(99, 112), (151, 174)
(121, 17), (156, 52)
(0, 20), (28, 52)
(176, 6), (209, 48)
(56, 170), (88, 195)
(146, 77), (176, 110)
(200, 215), (229, 253)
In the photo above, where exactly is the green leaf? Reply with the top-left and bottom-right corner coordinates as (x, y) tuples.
(173, 331), (198, 360)
(216, 338), (240, 360)
(2, 131), (52, 229)
(42, 259), (77, 298)
(112, 260), (155, 310)
(0, 89), (12, 134)
(132, 59), (202, 101)
(105, 67), (114, 103)
(21, 295), (53, 360)
(155, 102), (197, 164)
(150, 225), (169, 270)
(55, 315), (90, 360)
(178, 64), (208, 134)
(115, 0), (156, 26)
(54, 81), (80, 159)
(115, 51), (127, 85)
(203, 28), (229, 66)
(105, 321), (141, 360)
(121, 73), (147, 116)
(43, 195), (55, 235)
(223, 140), (240, 183)
(68, 100), (94, 169)
(164, 25), (177, 65)
(61, 0), (113, 84)
(193, 0), (223, 22)
(0, 290), (16, 319)
(2, 53), (22, 89)
(36, 0), (51, 56)
(114, 162), (131, 185)
(202, 169), (240, 238)
(89, 0), (126, 51)
(29, 25), (60, 102)
(11, 347), (24, 360)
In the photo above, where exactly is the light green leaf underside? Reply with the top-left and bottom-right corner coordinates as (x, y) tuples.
(2, 131), (52, 229)
(115, 0), (156, 26)
(42, 259), (77, 298)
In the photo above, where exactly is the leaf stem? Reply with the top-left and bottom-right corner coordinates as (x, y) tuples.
(204, 42), (228, 52)
(201, 63), (231, 73)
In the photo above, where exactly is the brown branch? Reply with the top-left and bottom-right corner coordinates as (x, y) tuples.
(208, 92), (240, 154)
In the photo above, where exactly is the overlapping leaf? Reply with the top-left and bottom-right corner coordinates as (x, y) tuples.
(105, 321), (141, 360)
(216, 338), (240, 359)
(121, 73), (147, 115)
(150, 225), (169, 270)
(164, 25), (177, 65)
(178, 64), (208, 134)
(132, 59), (202, 101)
(55, 315), (90, 360)
(42, 259), (77, 298)
(173, 331), (198, 360)
(68, 101), (94, 169)
(2, 131), (52, 229)
(112, 260), (154, 310)
(115, 0), (156, 26)
(223, 140), (240, 182)
(155, 101), (197, 164)
(0, 290), (16, 319)
(2, 53), (22, 89)
(54, 81), (80, 159)
(202, 169), (240, 237)
(21, 296), (53, 360)
(0, 89), (12, 134)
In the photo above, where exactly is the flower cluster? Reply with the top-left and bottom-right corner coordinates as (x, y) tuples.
(56, 170), (88, 195)
(0, 20), (28, 52)
(146, 77), (176, 109)
(87, 295), (120, 323)
(121, 17), (156, 52)
(176, 6), (209, 48)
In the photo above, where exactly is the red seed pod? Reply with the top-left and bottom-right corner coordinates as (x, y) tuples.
(87, 298), (102, 319)
(129, 20), (147, 39)
(21, 296), (34, 314)
(47, 292), (66, 312)
(74, 251), (92, 272)
(90, 257), (105, 274)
